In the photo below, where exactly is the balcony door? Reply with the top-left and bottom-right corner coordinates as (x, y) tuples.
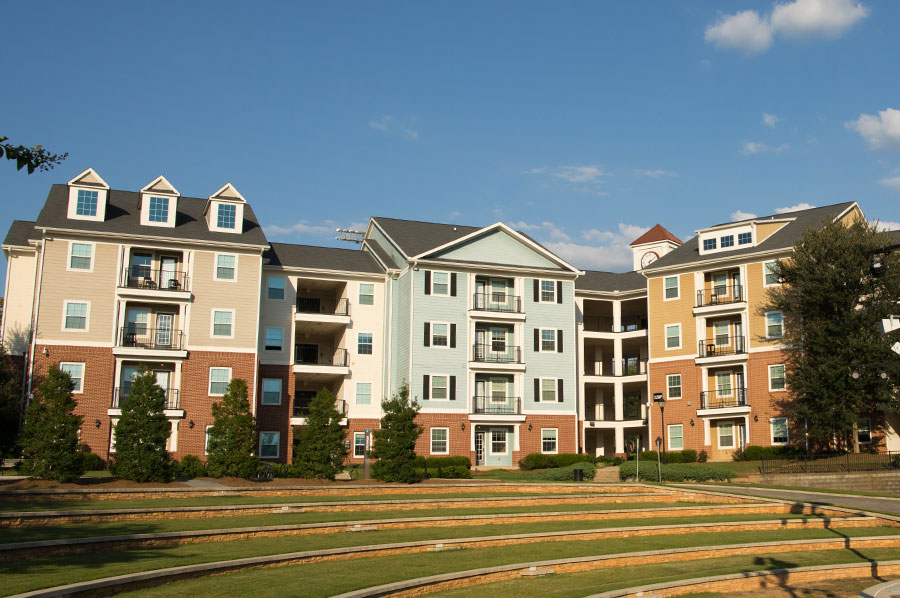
(154, 370), (170, 406)
(156, 313), (174, 348)
(490, 279), (507, 309)
(121, 366), (140, 397)
(474, 280), (486, 310)
(160, 257), (178, 289)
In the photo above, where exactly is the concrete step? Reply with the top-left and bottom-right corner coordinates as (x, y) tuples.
(594, 466), (620, 482)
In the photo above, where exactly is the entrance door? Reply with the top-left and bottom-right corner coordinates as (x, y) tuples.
(475, 431), (485, 466)
(130, 253), (152, 283)
(735, 371), (745, 404)
(490, 279), (507, 310)
(160, 257), (178, 289)
(156, 313), (174, 348)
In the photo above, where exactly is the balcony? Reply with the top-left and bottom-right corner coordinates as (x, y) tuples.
(114, 327), (186, 358)
(699, 387), (749, 414)
(583, 316), (648, 334)
(293, 397), (347, 419)
(697, 336), (747, 363)
(111, 387), (180, 410)
(472, 395), (522, 415)
(297, 297), (349, 316)
(584, 397), (647, 428)
(696, 284), (744, 308)
(472, 293), (522, 314)
(584, 357), (648, 378)
(292, 346), (350, 378)
(294, 297), (351, 332)
(120, 268), (190, 293)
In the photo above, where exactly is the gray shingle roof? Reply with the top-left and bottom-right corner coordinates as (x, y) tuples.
(35, 184), (269, 247)
(3, 220), (38, 248)
(371, 217), (481, 257)
(265, 243), (384, 274)
(576, 270), (646, 293)
(648, 202), (856, 271)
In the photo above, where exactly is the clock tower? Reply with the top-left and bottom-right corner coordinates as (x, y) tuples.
(629, 224), (682, 271)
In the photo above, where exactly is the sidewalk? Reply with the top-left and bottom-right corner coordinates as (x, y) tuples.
(679, 484), (900, 516)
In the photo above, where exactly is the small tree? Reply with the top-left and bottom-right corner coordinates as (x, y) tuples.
(19, 365), (84, 481)
(0, 345), (23, 460)
(293, 388), (347, 479)
(112, 370), (171, 482)
(371, 383), (423, 483)
(206, 379), (259, 478)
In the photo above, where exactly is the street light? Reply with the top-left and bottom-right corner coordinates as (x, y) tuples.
(653, 392), (667, 465)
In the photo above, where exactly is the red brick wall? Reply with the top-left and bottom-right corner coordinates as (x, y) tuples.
(257, 364), (292, 463)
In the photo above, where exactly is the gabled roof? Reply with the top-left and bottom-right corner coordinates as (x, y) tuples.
(363, 238), (401, 270)
(370, 217), (480, 258)
(629, 224), (682, 247)
(141, 175), (180, 197)
(265, 243), (384, 274)
(67, 167), (109, 189)
(2, 220), (38, 248)
(576, 270), (646, 293)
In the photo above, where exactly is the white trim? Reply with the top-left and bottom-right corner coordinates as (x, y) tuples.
(539, 377), (558, 403)
(38, 225), (268, 251)
(259, 431), (280, 459)
(763, 260), (780, 287)
(667, 424), (684, 450)
(715, 371), (734, 397)
(260, 378), (282, 405)
(355, 382), (372, 405)
(666, 373), (682, 400)
(66, 241), (95, 272)
(430, 271), (451, 296)
(357, 331), (374, 356)
(765, 311), (784, 340)
(62, 300), (91, 332)
(214, 252), (238, 282)
(540, 428), (558, 454)
(430, 427), (450, 455)
(664, 323), (681, 350)
(429, 373), (451, 401)
(353, 431), (367, 458)
(59, 362), (85, 394)
(717, 421), (736, 449)
(264, 327), (283, 351)
(538, 327), (557, 352)
(770, 417), (788, 445)
(489, 428), (509, 455)
(663, 275), (679, 301)
(140, 175), (180, 197)
(210, 309), (235, 339)
(768, 364), (786, 392)
(358, 282), (375, 306)
(266, 275), (286, 300)
(832, 202), (860, 223)
(430, 321), (451, 348)
(208, 366), (232, 396)
(538, 279), (557, 303)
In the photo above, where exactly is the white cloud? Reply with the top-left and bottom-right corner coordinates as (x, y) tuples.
(880, 176), (900, 190)
(369, 115), (419, 140)
(369, 115), (392, 132)
(775, 203), (816, 214)
(771, 0), (869, 38)
(264, 221), (335, 237)
(548, 223), (650, 270)
(741, 141), (789, 155)
(705, 10), (774, 54)
(762, 113), (779, 127)
(731, 210), (757, 221)
(872, 220), (900, 231)
(846, 108), (900, 149)
(526, 165), (608, 183)
(508, 220), (571, 242)
(633, 169), (678, 178)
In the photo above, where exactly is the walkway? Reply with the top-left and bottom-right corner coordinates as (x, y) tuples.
(681, 484), (900, 517)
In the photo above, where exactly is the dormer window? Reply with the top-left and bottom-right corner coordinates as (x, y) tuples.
(139, 176), (179, 228)
(76, 190), (98, 217)
(148, 197), (169, 223)
(67, 168), (109, 222)
(720, 235), (734, 248)
(217, 204), (236, 229)
(204, 183), (246, 234)
(738, 232), (752, 245)
(703, 238), (717, 251)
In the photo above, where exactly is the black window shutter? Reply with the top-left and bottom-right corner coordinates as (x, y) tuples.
(424, 271), (431, 295)
(557, 379), (564, 402)
(424, 322), (430, 347)
(450, 324), (456, 348)
(534, 378), (540, 402)
(450, 273), (457, 297)
(557, 329), (563, 353)
(556, 282), (563, 304)
(533, 279), (539, 302)
(533, 328), (540, 352)
(423, 375), (430, 400)
(449, 376), (456, 400)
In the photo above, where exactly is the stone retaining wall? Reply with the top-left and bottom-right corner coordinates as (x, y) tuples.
(748, 471), (900, 493)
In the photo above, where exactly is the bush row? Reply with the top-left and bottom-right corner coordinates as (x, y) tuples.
(529, 461), (596, 482)
(732, 445), (804, 461)
(519, 453), (595, 470)
(630, 449), (708, 463)
(618, 461), (735, 482)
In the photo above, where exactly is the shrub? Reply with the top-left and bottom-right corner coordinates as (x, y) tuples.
(415, 465), (472, 479)
(371, 384), (423, 483)
(595, 455), (623, 466)
(530, 462), (596, 482)
(174, 455), (207, 479)
(519, 453), (590, 470)
(112, 370), (172, 483)
(619, 461), (735, 482)
(293, 388), (347, 480)
(206, 379), (259, 479)
(679, 449), (698, 463)
(698, 450), (708, 463)
(733, 445), (802, 461)
(78, 449), (104, 472)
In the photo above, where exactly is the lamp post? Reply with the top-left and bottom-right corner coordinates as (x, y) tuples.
(653, 393), (667, 465)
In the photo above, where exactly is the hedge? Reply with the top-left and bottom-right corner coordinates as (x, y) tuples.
(415, 465), (472, 479)
(630, 450), (698, 464)
(173, 455), (207, 479)
(595, 455), (624, 466)
(529, 462), (596, 482)
(732, 445), (804, 461)
(519, 453), (592, 470)
(619, 461), (735, 482)
(413, 456), (472, 469)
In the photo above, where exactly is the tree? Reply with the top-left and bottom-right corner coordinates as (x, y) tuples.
(767, 218), (900, 451)
(206, 378), (259, 478)
(370, 383), (423, 483)
(293, 388), (347, 479)
(1, 136), (68, 174)
(0, 345), (23, 459)
(19, 365), (84, 481)
(112, 370), (172, 482)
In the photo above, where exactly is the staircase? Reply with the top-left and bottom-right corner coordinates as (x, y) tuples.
(593, 466), (620, 483)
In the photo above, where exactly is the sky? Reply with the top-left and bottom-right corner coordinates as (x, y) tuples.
(2, 0), (899, 285)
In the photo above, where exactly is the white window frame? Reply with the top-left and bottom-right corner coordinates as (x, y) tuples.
(430, 374), (450, 401)
(763, 261), (780, 287)
(59, 362), (85, 394)
(431, 322), (450, 348)
(720, 234), (734, 248)
(205, 425), (213, 455)
(67, 241), (94, 272)
(431, 271), (450, 296)
(665, 323), (681, 350)
(74, 188), (99, 218)
(702, 237), (717, 251)
(359, 283), (375, 306)
(217, 203), (237, 230)
(539, 328), (556, 352)
(267, 276), (285, 300)
(490, 429), (508, 455)
(668, 424), (684, 450)
(664, 276), (679, 300)
(357, 332), (373, 355)
(540, 377), (557, 403)
(489, 377), (508, 404)
(214, 253), (238, 282)
(208, 367), (232, 396)
(738, 232), (753, 245)
(259, 431), (280, 459)
(713, 321), (730, 346)
(62, 300), (90, 332)
(718, 422), (735, 449)
(353, 432), (367, 458)
(430, 427), (449, 455)
(210, 309), (235, 339)
(858, 418), (872, 444)
(771, 417), (789, 446)
(541, 428), (558, 454)
(666, 373), (682, 400)
(147, 196), (170, 223)
(355, 382), (372, 405)
(260, 378), (282, 405)
(765, 311), (784, 339)
(264, 327), (283, 351)
(716, 372), (734, 397)
(539, 279), (557, 303)
(768, 364), (786, 392)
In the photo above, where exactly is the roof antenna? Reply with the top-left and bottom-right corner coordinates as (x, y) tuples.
(335, 228), (364, 244)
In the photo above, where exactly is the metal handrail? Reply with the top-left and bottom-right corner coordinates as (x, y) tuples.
(120, 268), (190, 292)
(761, 451), (900, 475)
(696, 284), (744, 307)
(700, 387), (748, 409)
(698, 336), (746, 357)
(293, 397), (347, 418)
(472, 293), (522, 313)
(118, 327), (184, 350)
(294, 346), (349, 366)
(296, 297), (350, 316)
(583, 316), (648, 333)
(473, 395), (522, 415)
(472, 344), (522, 363)
(112, 387), (180, 410)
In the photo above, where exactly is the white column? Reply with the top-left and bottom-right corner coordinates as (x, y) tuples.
(703, 418), (711, 445)
(613, 338), (623, 376)
(614, 425), (625, 454)
(614, 382), (624, 420)
(612, 301), (622, 333)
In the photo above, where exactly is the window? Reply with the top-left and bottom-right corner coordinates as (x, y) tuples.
(771, 418), (788, 445)
(59, 362), (84, 393)
(766, 312), (784, 339)
(764, 261), (780, 286)
(259, 431), (279, 458)
(431, 375), (449, 400)
(358, 332), (373, 355)
(769, 364), (786, 391)
(540, 280), (556, 302)
(148, 196), (169, 222)
(490, 378), (507, 403)
(76, 189), (98, 216)
(665, 324), (681, 350)
(261, 379), (282, 405)
(432, 323), (449, 347)
(265, 328), (282, 351)
(703, 238), (717, 251)
(354, 432), (367, 458)
(541, 428), (558, 454)
(712, 273), (727, 297)
(716, 372), (733, 396)
(430, 428), (449, 454)
(718, 422), (735, 449)
(667, 374), (682, 399)
(217, 203), (236, 229)
(205, 425), (213, 455)
(720, 235), (734, 248)
(491, 430), (507, 454)
(540, 329), (556, 352)
(738, 232), (752, 245)
(215, 254), (236, 280)
(432, 271), (449, 295)
(212, 310), (233, 337)
(541, 378), (557, 402)
(664, 276), (679, 300)
(131, 253), (152, 279)
(64, 301), (89, 330)
(69, 242), (92, 270)
(359, 283), (374, 305)
(209, 367), (231, 395)
(714, 322), (729, 346)
(668, 424), (684, 450)
(858, 418), (872, 444)
(267, 277), (284, 300)
(356, 382), (371, 405)
(491, 329), (506, 352)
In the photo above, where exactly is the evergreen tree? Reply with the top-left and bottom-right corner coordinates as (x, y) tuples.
(0, 345), (23, 459)
(112, 370), (171, 482)
(767, 218), (900, 451)
(371, 383), (423, 483)
(206, 378), (259, 478)
(293, 388), (347, 479)
(19, 365), (83, 481)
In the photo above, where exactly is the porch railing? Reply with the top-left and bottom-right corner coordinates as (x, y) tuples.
(293, 397), (347, 418)
(112, 387), (180, 410)
(294, 346), (349, 367)
(698, 335), (746, 357)
(700, 387), (748, 409)
(473, 395), (522, 415)
(120, 268), (190, 292)
(472, 293), (522, 313)
(761, 451), (900, 475)
(472, 344), (522, 364)
(583, 316), (648, 333)
(696, 284), (744, 307)
(296, 297), (350, 316)
(118, 327), (184, 350)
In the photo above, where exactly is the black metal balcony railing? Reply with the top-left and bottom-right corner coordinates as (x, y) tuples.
(294, 346), (349, 367)
(472, 293), (522, 313)
(696, 284), (744, 307)
(583, 316), (648, 333)
(584, 357), (648, 377)
(698, 336), (746, 358)
(293, 397), (347, 418)
(296, 297), (350, 316)
(112, 387), (180, 410)
(473, 395), (522, 415)
(120, 268), (190, 292)
(472, 344), (522, 364)
(118, 327), (184, 350)
(624, 397), (643, 420)
(700, 387), (748, 409)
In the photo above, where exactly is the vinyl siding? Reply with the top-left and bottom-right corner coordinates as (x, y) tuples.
(756, 221), (788, 243)
(524, 278), (576, 412)
(648, 273), (696, 358)
(369, 225), (406, 268)
(2, 249), (37, 354)
(389, 270), (411, 394)
(258, 271), (295, 364)
(431, 230), (559, 269)
(189, 250), (261, 349)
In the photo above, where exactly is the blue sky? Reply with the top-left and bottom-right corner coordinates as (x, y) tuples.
(2, 0), (899, 284)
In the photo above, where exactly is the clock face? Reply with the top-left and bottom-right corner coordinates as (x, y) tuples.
(641, 252), (659, 268)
